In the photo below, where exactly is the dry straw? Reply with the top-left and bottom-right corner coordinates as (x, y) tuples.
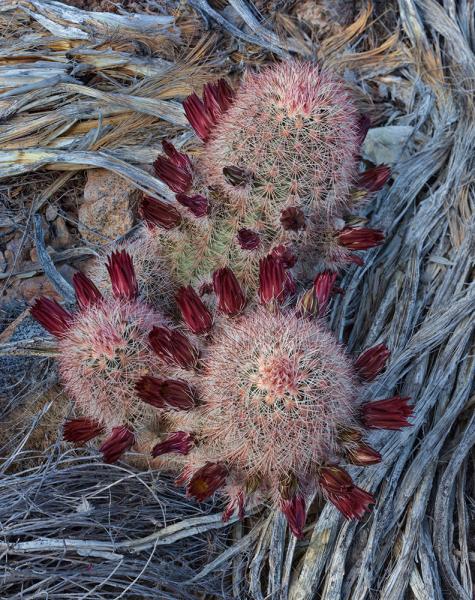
(0, 0), (474, 598)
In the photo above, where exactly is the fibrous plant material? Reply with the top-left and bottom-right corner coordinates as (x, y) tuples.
(146, 61), (390, 290)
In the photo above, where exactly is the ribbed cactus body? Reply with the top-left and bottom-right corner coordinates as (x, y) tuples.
(201, 62), (360, 215)
(148, 61), (389, 292)
(195, 309), (359, 491)
(59, 298), (166, 429)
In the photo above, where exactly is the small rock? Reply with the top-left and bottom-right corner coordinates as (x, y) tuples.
(13, 264), (76, 303)
(50, 216), (71, 249)
(79, 169), (138, 244)
(4, 234), (29, 271)
(362, 126), (414, 165)
(45, 204), (58, 222)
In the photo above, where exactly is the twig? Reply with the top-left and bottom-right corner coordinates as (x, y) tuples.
(33, 214), (75, 303)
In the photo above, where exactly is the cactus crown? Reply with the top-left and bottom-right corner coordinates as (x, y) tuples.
(202, 61), (360, 215)
(199, 309), (358, 482)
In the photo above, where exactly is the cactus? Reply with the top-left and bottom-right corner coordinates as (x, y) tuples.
(87, 226), (175, 312)
(32, 243), (411, 534)
(30, 251), (198, 463)
(136, 262), (412, 538)
(144, 61), (390, 291)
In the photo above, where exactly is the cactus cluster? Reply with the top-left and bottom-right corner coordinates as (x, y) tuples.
(30, 61), (411, 538)
(137, 61), (390, 294)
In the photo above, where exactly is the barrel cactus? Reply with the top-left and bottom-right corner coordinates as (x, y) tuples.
(145, 61), (390, 292)
(31, 251), (197, 463)
(137, 262), (412, 538)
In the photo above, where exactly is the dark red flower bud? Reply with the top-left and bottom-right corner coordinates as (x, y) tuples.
(215, 79), (234, 112)
(136, 376), (196, 410)
(319, 466), (374, 520)
(203, 79), (234, 118)
(271, 244), (297, 269)
(30, 297), (73, 337)
(154, 154), (193, 194)
(73, 272), (103, 311)
(313, 271), (338, 317)
(106, 250), (138, 301)
(222, 491), (245, 523)
(186, 462), (228, 502)
(259, 255), (287, 304)
(203, 82), (222, 123)
(140, 196), (182, 230)
(337, 227), (384, 250)
(361, 396), (412, 430)
(161, 140), (192, 171)
(358, 165), (391, 192)
(149, 326), (198, 370)
(212, 267), (246, 316)
(222, 165), (253, 187)
(63, 418), (104, 444)
(183, 93), (215, 141)
(151, 431), (194, 457)
(237, 228), (261, 250)
(175, 193), (209, 217)
(99, 426), (134, 463)
(280, 206), (306, 231)
(176, 285), (213, 334)
(354, 343), (390, 381)
(346, 441), (382, 466)
(356, 113), (371, 146)
(281, 494), (306, 539)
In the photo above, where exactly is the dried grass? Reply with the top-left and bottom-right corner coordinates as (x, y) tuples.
(0, 0), (474, 598)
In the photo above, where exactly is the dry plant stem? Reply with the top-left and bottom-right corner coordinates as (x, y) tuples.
(188, 521), (264, 583)
(0, 337), (58, 357)
(433, 413), (475, 600)
(189, 0), (299, 58)
(0, 458), (232, 598)
(249, 515), (273, 600)
(0, 246), (98, 281)
(0, 150), (175, 202)
(409, 521), (444, 600)
(0, 512), (242, 558)
(267, 512), (286, 598)
(33, 214), (75, 303)
(0, 0), (178, 40)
